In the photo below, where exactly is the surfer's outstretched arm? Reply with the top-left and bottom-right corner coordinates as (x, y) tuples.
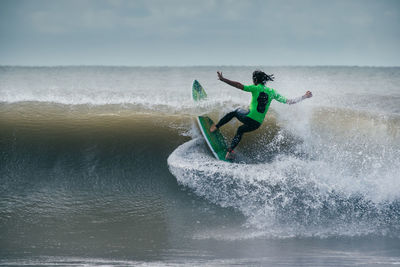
(217, 71), (244, 90)
(286, 91), (313, 105)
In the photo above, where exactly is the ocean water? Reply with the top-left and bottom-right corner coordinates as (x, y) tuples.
(0, 66), (400, 266)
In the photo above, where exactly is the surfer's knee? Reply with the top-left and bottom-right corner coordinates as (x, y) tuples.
(237, 124), (249, 135)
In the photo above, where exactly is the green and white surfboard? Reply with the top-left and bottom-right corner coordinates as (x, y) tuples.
(192, 80), (229, 161)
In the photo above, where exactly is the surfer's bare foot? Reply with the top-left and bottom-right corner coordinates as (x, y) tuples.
(225, 151), (235, 160)
(210, 124), (217, 133)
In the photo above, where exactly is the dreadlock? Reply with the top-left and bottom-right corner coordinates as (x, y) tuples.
(252, 70), (274, 85)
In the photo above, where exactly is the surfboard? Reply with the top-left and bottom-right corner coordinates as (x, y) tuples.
(192, 80), (229, 161)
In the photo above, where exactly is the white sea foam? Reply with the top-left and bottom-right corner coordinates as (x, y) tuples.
(168, 111), (400, 238)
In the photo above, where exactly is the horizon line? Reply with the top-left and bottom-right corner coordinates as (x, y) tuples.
(1, 64), (399, 68)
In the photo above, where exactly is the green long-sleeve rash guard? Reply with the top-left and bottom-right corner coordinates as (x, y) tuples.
(243, 84), (287, 124)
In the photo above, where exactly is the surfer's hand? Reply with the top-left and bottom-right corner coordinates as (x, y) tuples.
(305, 91), (312, 98)
(217, 71), (224, 81)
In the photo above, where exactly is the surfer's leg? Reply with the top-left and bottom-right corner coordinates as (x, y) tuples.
(229, 122), (260, 151)
(226, 124), (258, 160)
(235, 109), (251, 124)
(211, 109), (251, 133)
(229, 125), (252, 150)
(215, 108), (247, 127)
(211, 109), (238, 132)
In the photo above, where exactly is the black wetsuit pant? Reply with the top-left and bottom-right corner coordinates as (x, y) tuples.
(216, 108), (261, 151)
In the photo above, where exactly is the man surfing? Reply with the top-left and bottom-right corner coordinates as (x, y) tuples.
(210, 70), (313, 160)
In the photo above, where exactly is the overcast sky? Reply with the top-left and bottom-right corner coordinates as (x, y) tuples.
(1, 0), (399, 66)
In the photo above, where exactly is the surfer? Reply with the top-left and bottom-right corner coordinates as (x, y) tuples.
(210, 70), (312, 160)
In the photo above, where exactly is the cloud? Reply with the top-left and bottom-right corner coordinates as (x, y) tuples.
(1, 0), (399, 65)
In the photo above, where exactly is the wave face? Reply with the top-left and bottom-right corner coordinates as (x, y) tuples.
(1, 66), (400, 242)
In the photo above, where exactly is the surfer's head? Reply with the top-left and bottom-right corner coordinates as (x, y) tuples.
(252, 70), (274, 85)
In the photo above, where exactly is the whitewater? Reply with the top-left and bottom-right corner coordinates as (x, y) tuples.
(1, 66), (399, 266)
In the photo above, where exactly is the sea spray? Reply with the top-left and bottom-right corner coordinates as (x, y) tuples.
(168, 116), (400, 239)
